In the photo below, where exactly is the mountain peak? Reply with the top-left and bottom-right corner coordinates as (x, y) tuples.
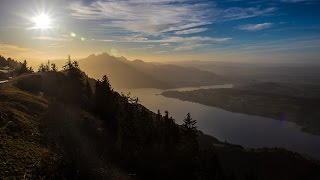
(100, 52), (112, 57)
(132, 59), (144, 63)
(87, 54), (96, 59)
(118, 56), (128, 62)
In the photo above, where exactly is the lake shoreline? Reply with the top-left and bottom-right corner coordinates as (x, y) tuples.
(162, 88), (320, 136)
(118, 85), (320, 160)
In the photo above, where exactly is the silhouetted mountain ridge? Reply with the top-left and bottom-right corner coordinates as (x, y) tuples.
(79, 53), (225, 89)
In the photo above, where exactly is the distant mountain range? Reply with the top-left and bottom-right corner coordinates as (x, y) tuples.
(79, 53), (225, 89)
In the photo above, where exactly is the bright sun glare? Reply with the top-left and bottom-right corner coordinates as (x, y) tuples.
(32, 14), (52, 30)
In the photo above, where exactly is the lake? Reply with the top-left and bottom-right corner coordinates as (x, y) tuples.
(118, 85), (320, 159)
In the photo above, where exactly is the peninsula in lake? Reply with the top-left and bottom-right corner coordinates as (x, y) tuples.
(162, 82), (320, 135)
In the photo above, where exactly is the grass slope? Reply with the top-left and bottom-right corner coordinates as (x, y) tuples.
(0, 78), (57, 179)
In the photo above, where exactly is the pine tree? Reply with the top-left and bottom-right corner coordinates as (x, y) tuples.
(94, 80), (102, 113)
(85, 80), (92, 98)
(38, 63), (47, 72)
(164, 111), (169, 122)
(156, 110), (162, 121)
(183, 113), (197, 132)
(63, 55), (73, 71)
(51, 63), (57, 71)
(17, 60), (32, 75)
(101, 75), (112, 93)
(46, 60), (51, 71)
(182, 113), (199, 178)
(62, 55), (84, 103)
(183, 113), (198, 154)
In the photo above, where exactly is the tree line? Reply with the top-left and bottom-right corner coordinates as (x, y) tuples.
(0, 56), (33, 75)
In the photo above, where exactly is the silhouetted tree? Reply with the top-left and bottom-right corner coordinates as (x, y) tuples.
(183, 113), (197, 132)
(7, 57), (19, 68)
(16, 60), (33, 75)
(21, 60), (29, 73)
(94, 80), (102, 112)
(0, 56), (6, 67)
(156, 110), (162, 122)
(94, 75), (115, 121)
(38, 63), (48, 72)
(63, 56), (83, 84)
(38, 60), (58, 72)
(182, 113), (198, 153)
(85, 80), (92, 98)
(164, 111), (169, 122)
(63, 55), (73, 71)
(47, 60), (51, 70)
(62, 55), (84, 103)
(51, 63), (57, 71)
(101, 75), (112, 93)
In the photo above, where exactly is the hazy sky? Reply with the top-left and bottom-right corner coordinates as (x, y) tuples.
(0, 0), (319, 63)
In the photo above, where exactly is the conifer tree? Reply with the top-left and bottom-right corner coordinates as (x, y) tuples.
(85, 80), (92, 98)
(156, 110), (162, 121)
(182, 113), (199, 156)
(51, 63), (58, 71)
(183, 113), (197, 132)
(17, 60), (32, 74)
(62, 55), (84, 103)
(38, 63), (47, 72)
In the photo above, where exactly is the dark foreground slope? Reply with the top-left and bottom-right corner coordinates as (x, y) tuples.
(162, 82), (320, 135)
(1, 72), (319, 179)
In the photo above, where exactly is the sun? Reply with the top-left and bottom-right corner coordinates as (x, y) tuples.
(32, 13), (52, 30)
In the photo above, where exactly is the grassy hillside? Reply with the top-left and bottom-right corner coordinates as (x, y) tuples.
(0, 74), (130, 179)
(0, 77), (55, 178)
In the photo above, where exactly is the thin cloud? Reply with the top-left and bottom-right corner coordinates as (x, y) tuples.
(175, 28), (208, 35)
(160, 43), (171, 46)
(238, 23), (273, 31)
(154, 51), (167, 54)
(68, 0), (277, 35)
(68, 0), (214, 35)
(221, 7), (276, 21)
(174, 43), (209, 51)
(124, 36), (232, 43)
(124, 35), (231, 51)
(91, 39), (115, 42)
(32, 36), (72, 42)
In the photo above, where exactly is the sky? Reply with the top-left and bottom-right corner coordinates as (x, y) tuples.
(0, 0), (319, 63)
